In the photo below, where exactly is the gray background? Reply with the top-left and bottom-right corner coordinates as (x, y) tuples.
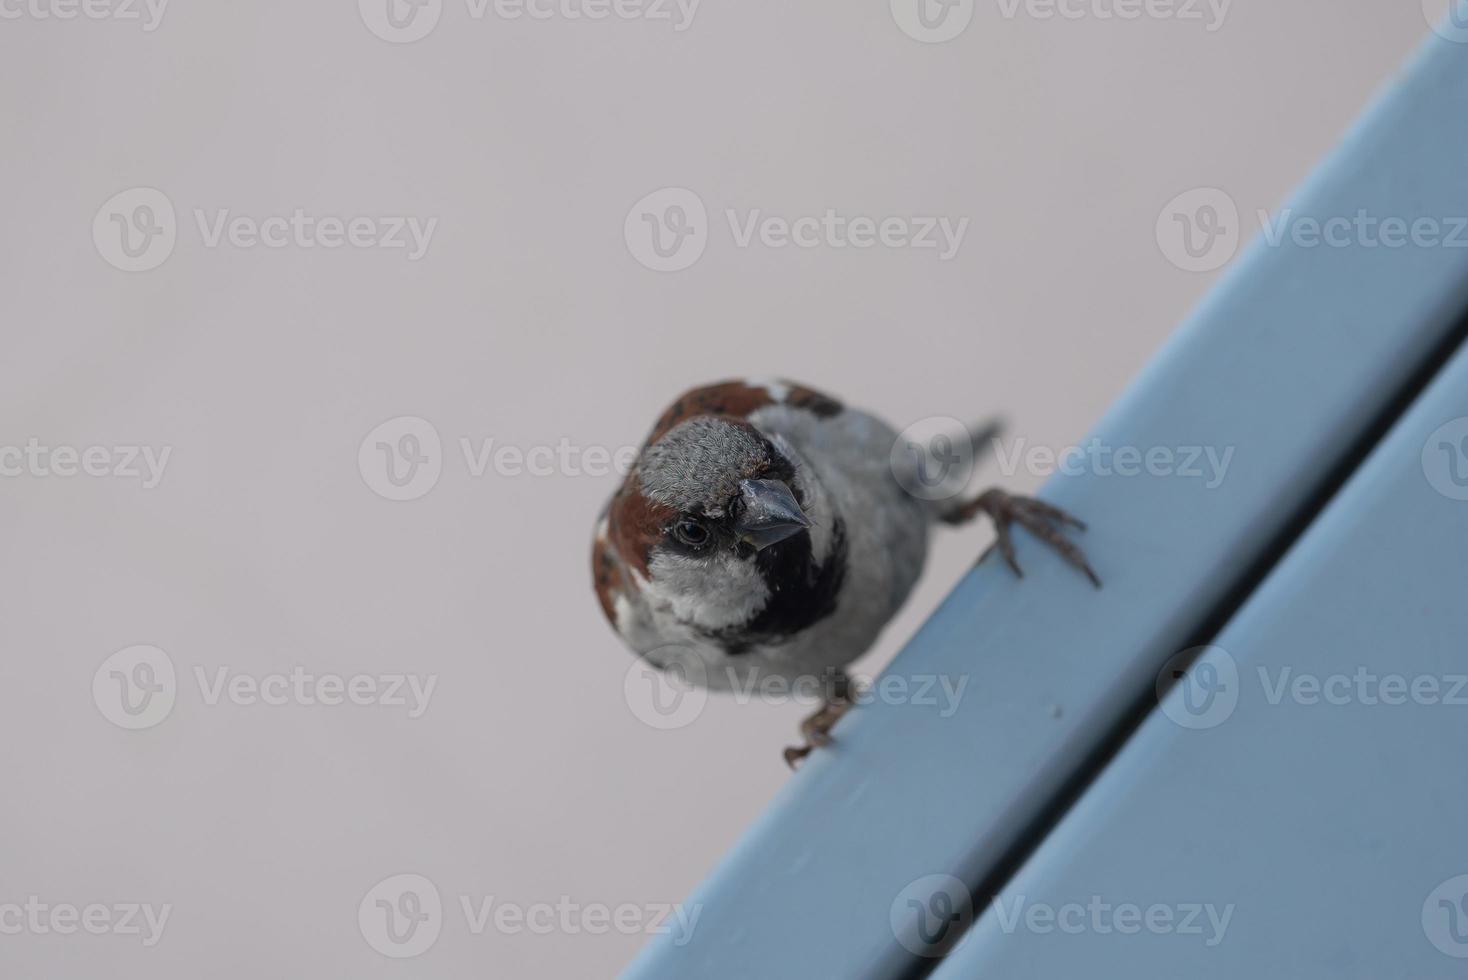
(0, 1), (1436, 975)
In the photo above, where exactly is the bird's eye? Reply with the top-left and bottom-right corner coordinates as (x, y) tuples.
(673, 519), (710, 547)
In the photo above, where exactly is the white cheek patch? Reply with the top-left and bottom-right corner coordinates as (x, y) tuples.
(648, 551), (769, 631)
(613, 593), (635, 633)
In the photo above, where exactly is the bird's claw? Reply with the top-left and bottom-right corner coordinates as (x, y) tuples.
(783, 744), (813, 768)
(973, 488), (1101, 588)
(783, 695), (853, 769)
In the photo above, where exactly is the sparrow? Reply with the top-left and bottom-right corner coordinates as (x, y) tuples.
(592, 380), (1098, 766)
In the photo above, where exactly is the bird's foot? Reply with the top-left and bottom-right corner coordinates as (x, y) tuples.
(951, 488), (1101, 588)
(784, 692), (853, 769)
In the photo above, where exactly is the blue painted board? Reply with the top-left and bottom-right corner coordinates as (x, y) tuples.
(932, 282), (1468, 980)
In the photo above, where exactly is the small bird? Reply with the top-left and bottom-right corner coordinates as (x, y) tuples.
(592, 380), (1098, 766)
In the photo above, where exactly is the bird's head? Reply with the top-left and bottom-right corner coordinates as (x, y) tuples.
(609, 415), (822, 630)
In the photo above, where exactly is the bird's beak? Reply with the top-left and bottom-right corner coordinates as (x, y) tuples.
(735, 479), (811, 551)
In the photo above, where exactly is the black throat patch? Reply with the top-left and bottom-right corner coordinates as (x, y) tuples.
(711, 517), (848, 654)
